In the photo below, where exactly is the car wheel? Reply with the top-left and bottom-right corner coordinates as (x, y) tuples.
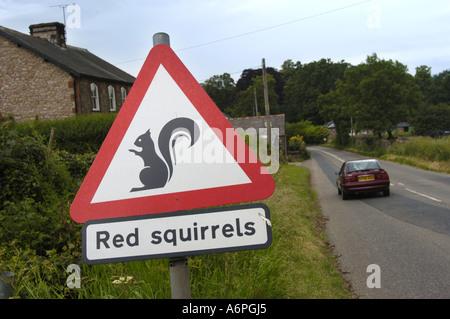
(337, 186), (342, 195)
(342, 191), (349, 200)
(383, 188), (390, 197)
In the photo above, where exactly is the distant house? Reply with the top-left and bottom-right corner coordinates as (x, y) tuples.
(395, 122), (413, 133)
(0, 22), (135, 122)
(324, 120), (336, 140)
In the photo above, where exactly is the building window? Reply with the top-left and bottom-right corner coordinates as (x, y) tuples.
(90, 83), (100, 111)
(108, 85), (116, 111)
(121, 87), (127, 104)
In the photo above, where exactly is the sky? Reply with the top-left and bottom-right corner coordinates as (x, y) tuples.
(1, 0), (450, 82)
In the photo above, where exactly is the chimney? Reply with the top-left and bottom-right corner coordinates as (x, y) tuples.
(29, 22), (66, 47)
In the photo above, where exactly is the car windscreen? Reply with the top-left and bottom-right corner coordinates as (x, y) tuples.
(346, 161), (380, 173)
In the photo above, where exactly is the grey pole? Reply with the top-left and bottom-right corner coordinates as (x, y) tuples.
(169, 257), (191, 299)
(153, 32), (170, 47)
(152, 32), (191, 299)
(262, 58), (271, 150)
(0, 272), (15, 299)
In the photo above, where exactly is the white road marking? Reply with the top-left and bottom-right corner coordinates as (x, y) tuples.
(311, 147), (443, 204)
(311, 148), (345, 162)
(405, 188), (442, 203)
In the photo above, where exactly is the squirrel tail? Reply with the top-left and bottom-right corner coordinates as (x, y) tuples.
(158, 117), (200, 180)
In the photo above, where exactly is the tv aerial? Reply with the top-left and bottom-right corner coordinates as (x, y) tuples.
(50, 3), (76, 25)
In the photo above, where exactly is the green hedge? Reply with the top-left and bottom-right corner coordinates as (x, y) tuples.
(286, 120), (330, 146)
(14, 113), (117, 154)
(0, 124), (86, 256)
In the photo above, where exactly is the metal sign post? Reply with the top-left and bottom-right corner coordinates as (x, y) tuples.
(169, 257), (191, 299)
(155, 32), (189, 299)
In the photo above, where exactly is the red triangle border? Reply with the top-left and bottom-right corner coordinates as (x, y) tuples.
(70, 44), (275, 223)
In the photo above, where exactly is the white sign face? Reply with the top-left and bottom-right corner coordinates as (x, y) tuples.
(70, 44), (276, 224)
(82, 204), (272, 264)
(90, 65), (251, 204)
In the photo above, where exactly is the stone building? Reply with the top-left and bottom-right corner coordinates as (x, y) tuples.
(227, 114), (287, 157)
(0, 22), (135, 122)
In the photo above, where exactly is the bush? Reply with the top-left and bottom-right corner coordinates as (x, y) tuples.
(0, 244), (82, 299)
(0, 123), (81, 255)
(288, 135), (310, 160)
(286, 120), (329, 145)
(55, 151), (96, 181)
(412, 103), (450, 136)
(15, 113), (117, 154)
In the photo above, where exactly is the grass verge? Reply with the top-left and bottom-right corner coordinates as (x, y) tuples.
(382, 136), (450, 174)
(324, 136), (450, 174)
(81, 164), (352, 299)
(2, 164), (353, 299)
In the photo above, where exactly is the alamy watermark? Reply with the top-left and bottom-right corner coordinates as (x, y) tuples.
(366, 4), (381, 29)
(66, 264), (81, 289)
(65, 4), (81, 29)
(67, 262), (380, 290)
(366, 264), (381, 288)
(170, 124), (280, 174)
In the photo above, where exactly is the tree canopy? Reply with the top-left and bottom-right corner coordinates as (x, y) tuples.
(202, 73), (236, 115)
(233, 74), (280, 118)
(202, 53), (449, 143)
(320, 54), (422, 139)
(281, 58), (349, 124)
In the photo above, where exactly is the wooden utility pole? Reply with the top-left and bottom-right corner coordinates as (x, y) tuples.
(262, 58), (271, 150)
(254, 87), (259, 116)
(48, 127), (56, 154)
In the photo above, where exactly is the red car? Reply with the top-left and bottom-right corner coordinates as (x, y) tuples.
(336, 159), (390, 200)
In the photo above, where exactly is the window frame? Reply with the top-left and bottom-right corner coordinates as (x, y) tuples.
(121, 87), (127, 105)
(108, 85), (117, 111)
(90, 83), (100, 111)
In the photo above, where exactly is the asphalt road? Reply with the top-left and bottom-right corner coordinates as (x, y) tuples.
(302, 146), (450, 299)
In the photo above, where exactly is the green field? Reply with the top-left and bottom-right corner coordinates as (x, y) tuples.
(329, 135), (450, 174)
(382, 136), (450, 174)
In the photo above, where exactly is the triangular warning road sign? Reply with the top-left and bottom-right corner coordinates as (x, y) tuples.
(70, 44), (275, 223)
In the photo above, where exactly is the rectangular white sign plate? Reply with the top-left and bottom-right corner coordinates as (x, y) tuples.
(82, 204), (272, 265)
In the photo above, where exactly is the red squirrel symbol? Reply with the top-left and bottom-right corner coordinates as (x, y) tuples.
(129, 117), (199, 192)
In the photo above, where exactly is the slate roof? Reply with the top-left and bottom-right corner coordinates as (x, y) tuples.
(0, 25), (135, 84)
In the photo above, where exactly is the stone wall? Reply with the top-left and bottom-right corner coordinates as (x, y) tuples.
(228, 114), (287, 157)
(0, 35), (75, 122)
(228, 114), (286, 136)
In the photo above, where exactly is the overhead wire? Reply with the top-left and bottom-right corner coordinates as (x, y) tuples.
(114, 0), (372, 69)
(175, 0), (372, 52)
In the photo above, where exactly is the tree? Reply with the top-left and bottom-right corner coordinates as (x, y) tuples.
(320, 54), (422, 141)
(282, 58), (349, 124)
(280, 59), (300, 83)
(432, 70), (450, 105)
(202, 73), (236, 114)
(414, 65), (435, 103)
(236, 67), (284, 105)
(412, 102), (450, 135)
(318, 87), (351, 145)
(233, 74), (279, 118)
(286, 120), (330, 144)
(413, 67), (450, 135)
